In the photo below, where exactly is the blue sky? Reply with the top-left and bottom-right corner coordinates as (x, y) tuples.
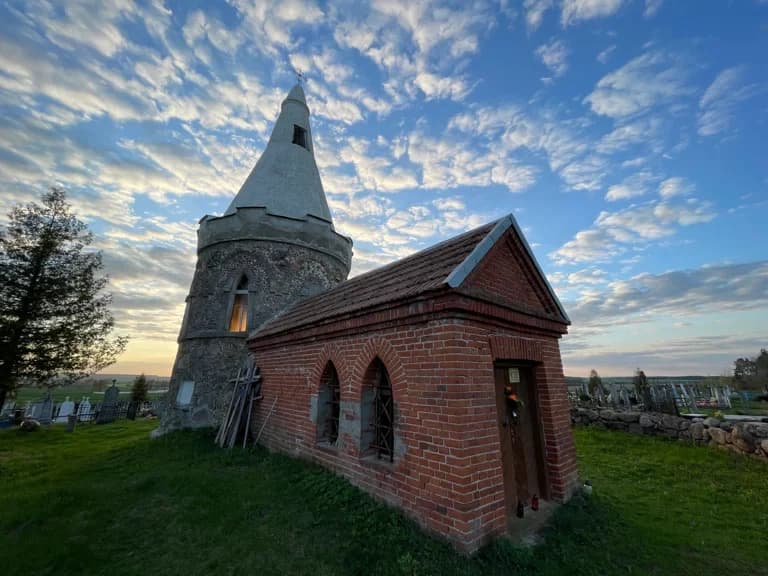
(0, 0), (766, 377)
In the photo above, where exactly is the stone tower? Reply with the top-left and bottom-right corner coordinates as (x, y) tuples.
(161, 84), (352, 432)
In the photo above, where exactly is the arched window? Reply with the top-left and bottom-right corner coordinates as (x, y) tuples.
(316, 362), (340, 445)
(228, 276), (248, 332)
(361, 358), (394, 462)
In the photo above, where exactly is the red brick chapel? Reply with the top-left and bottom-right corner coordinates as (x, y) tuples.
(247, 215), (578, 552)
(164, 83), (578, 552)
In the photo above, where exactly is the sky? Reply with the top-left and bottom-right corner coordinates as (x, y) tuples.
(0, 0), (766, 378)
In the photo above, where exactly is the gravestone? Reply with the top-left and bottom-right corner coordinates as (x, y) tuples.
(77, 397), (93, 422)
(38, 395), (54, 424)
(28, 400), (44, 419)
(1, 400), (15, 417)
(96, 385), (120, 424)
(55, 397), (76, 424)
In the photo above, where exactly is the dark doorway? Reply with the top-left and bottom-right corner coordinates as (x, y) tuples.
(493, 364), (548, 518)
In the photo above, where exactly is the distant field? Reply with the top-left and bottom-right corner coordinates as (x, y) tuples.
(12, 385), (167, 405)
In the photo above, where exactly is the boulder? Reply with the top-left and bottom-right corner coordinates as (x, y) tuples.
(639, 414), (656, 429)
(661, 414), (681, 431)
(689, 422), (706, 441)
(618, 411), (641, 423)
(678, 419), (690, 431)
(744, 423), (768, 439)
(708, 427), (727, 445)
(584, 409), (599, 422)
(600, 409), (617, 422)
(761, 439), (768, 455)
(730, 425), (756, 454)
(702, 417), (720, 428)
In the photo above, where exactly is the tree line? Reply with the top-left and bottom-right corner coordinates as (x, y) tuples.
(585, 348), (768, 397)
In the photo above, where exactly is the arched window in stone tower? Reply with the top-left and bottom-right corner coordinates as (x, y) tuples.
(316, 362), (340, 446)
(361, 357), (395, 462)
(228, 275), (248, 332)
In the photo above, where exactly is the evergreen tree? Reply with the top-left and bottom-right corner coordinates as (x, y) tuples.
(633, 368), (651, 407)
(0, 188), (127, 408)
(131, 373), (149, 404)
(733, 349), (768, 391)
(588, 369), (604, 398)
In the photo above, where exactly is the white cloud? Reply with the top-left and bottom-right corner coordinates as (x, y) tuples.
(605, 171), (658, 202)
(551, 228), (620, 265)
(698, 66), (760, 137)
(644, 0), (663, 18)
(561, 0), (626, 26)
(585, 51), (692, 118)
(182, 10), (244, 56)
(229, 0), (323, 55)
(536, 39), (569, 77)
(27, 0), (137, 58)
(596, 44), (616, 64)
(658, 177), (694, 198)
(551, 198), (716, 264)
(524, 0), (553, 30)
(568, 268), (608, 285)
(596, 116), (662, 154)
(407, 132), (537, 193)
(448, 105), (607, 191)
(332, 0), (494, 104)
(566, 261), (768, 325)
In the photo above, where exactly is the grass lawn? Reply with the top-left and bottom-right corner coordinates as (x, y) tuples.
(1, 422), (766, 576)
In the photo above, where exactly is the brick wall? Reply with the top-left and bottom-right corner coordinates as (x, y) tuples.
(249, 312), (578, 552)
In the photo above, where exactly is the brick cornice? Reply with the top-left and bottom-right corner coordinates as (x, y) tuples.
(249, 291), (567, 352)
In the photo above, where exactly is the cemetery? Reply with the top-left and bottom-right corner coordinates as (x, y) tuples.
(0, 382), (162, 431)
(567, 374), (768, 459)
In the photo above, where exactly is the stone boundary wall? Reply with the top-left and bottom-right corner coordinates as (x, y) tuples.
(571, 407), (768, 459)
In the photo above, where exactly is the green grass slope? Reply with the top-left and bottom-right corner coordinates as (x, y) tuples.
(0, 422), (765, 576)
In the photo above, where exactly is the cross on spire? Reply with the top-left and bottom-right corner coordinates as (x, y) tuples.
(294, 68), (305, 85)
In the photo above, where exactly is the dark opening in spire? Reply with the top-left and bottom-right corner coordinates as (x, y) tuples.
(292, 125), (307, 149)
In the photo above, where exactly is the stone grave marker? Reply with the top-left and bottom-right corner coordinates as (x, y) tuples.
(28, 400), (44, 419)
(96, 384), (120, 424)
(55, 396), (76, 424)
(77, 397), (93, 422)
(38, 395), (54, 424)
(1, 400), (16, 417)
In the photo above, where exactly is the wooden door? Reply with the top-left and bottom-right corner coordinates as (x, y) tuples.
(493, 365), (547, 516)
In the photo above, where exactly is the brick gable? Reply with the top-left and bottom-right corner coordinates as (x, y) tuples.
(459, 229), (564, 321)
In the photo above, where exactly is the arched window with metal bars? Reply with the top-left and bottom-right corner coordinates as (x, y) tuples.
(316, 362), (341, 446)
(361, 357), (394, 462)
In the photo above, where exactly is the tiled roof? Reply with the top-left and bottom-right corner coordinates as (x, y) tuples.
(252, 220), (498, 338)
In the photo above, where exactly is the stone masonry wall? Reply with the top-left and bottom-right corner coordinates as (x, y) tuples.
(250, 312), (578, 553)
(164, 239), (348, 432)
(572, 407), (768, 459)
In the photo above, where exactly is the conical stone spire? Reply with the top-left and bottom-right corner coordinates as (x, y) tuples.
(158, 82), (352, 434)
(225, 83), (332, 222)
